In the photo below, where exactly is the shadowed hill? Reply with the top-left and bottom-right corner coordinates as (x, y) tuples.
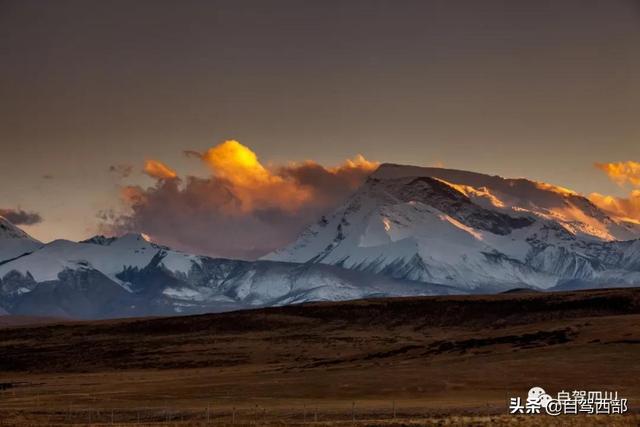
(1, 287), (639, 372)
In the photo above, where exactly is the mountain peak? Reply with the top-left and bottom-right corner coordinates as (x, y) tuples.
(371, 163), (502, 182)
(0, 216), (43, 264)
(367, 163), (638, 241)
(81, 232), (157, 247)
(266, 162), (640, 290)
(0, 216), (38, 241)
(116, 232), (164, 247)
(80, 235), (118, 246)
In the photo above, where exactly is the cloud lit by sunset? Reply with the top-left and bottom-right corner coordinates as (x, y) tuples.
(202, 140), (271, 185)
(590, 161), (640, 222)
(589, 191), (640, 224)
(104, 140), (379, 258)
(331, 154), (379, 173)
(143, 160), (178, 180)
(594, 161), (640, 187)
(200, 140), (311, 212)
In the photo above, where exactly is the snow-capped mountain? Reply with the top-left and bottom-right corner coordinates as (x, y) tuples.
(0, 233), (197, 284)
(0, 216), (43, 264)
(264, 164), (640, 291)
(3, 163), (640, 319)
(0, 225), (460, 319)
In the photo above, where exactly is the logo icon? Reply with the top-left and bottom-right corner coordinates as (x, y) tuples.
(509, 386), (628, 416)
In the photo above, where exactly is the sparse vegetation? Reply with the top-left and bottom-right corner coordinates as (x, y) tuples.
(1, 289), (639, 425)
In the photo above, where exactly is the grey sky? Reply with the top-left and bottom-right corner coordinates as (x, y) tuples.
(1, 0), (638, 242)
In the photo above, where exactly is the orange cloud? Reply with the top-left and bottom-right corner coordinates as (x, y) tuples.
(591, 160), (640, 221)
(594, 161), (640, 187)
(143, 159), (177, 180)
(331, 154), (379, 173)
(102, 140), (378, 258)
(203, 140), (269, 185)
(194, 140), (380, 213)
(589, 190), (640, 223)
(200, 140), (311, 212)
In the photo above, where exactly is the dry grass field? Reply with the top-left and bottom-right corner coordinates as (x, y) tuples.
(1, 288), (640, 426)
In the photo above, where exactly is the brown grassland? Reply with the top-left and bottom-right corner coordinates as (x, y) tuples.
(1, 288), (640, 426)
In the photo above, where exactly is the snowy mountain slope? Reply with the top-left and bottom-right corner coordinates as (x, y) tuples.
(0, 228), (463, 319)
(264, 164), (640, 291)
(195, 258), (461, 306)
(0, 216), (43, 264)
(2, 257), (462, 320)
(0, 233), (197, 284)
(373, 164), (640, 241)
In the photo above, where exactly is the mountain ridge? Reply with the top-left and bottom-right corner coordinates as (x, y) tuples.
(3, 164), (640, 319)
(0, 225), (461, 319)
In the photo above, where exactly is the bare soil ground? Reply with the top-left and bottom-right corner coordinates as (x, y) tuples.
(1, 288), (640, 425)
(0, 315), (69, 328)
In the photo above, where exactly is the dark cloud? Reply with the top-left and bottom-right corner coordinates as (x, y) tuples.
(183, 150), (203, 159)
(0, 208), (43, 226)
(108, 164), (134, 178)
(100, 142), (377, 259)
(278, 156), (379, 206)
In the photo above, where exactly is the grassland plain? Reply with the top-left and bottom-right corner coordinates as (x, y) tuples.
(1, 288), (639, 426)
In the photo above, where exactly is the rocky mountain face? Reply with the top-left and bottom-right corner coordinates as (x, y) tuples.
(264, 164), (640, 292)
